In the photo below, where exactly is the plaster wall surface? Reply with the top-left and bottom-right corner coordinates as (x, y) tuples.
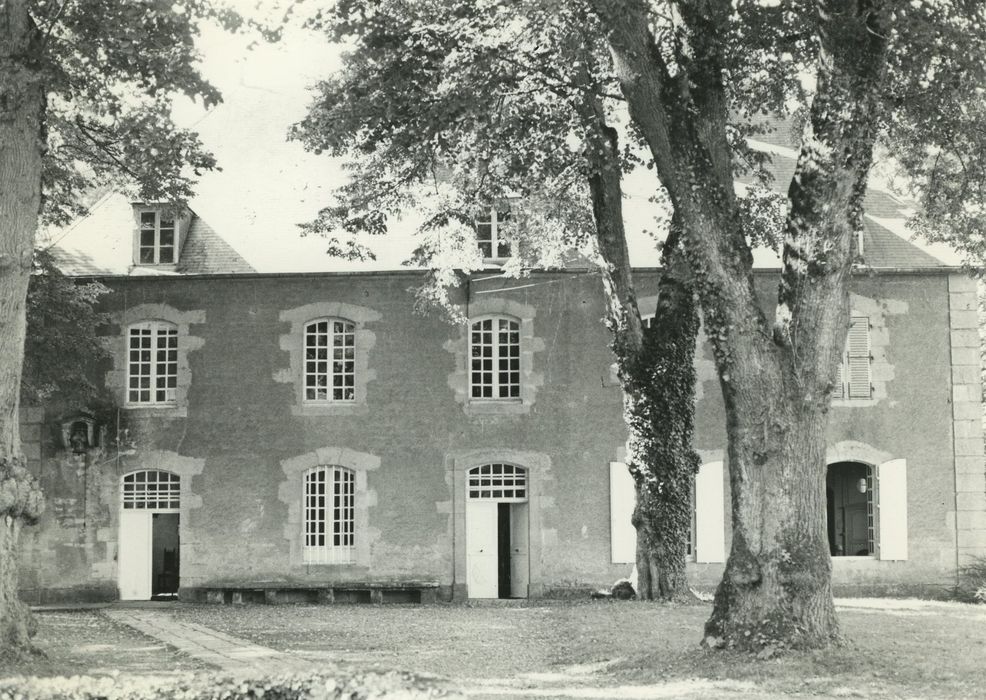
(17, 270), (980, 600)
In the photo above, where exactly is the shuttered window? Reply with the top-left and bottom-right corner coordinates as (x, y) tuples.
(609, 462), (707, 564)
(834, 316), (871, 400)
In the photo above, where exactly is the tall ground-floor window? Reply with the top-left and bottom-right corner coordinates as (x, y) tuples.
(303, 465), (355, 565)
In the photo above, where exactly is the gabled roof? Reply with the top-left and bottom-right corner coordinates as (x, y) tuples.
(45, 192), (254, 277)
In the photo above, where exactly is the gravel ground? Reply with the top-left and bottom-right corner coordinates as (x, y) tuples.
(170, 599), (704, 680)
(1, 610), (211, 678)
(166, 598), (986, 698)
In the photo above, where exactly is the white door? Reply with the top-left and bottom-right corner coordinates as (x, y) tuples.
(509, 502), (529, 598)
(466, 500), (498, 598)
(118, 510), (153, 600)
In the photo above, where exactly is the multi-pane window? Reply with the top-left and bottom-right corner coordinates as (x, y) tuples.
(476, 210), (511, 260)
(128, 321), (178, 405)
(470, 316), (521, 399)
(468, 463), (527, 500)
(122, 470), (180, 510)
(303, 466), (355, 565)
(833, 316), (871, 400)
(138, 211), (176, 264)
(304, 319), (355, 402)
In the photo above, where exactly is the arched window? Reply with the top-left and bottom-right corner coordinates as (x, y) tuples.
(470, 316), (521, 399)
(826, 461), (875, 556)
(304, 318), (356, 402)
(303, 466), (356, 564)
(468, 463), (527, 500)
(122, 470), (180, 510)
(127, 321), (178, 405)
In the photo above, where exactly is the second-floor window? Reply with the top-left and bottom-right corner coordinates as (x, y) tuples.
(128, 321), (178, 405)
(476, 209), (511, 260)
(834, 316), (872, 400)
(139, 211), (176, 264)
(304, 318), (356, 402)
(470, 316), (521, 399)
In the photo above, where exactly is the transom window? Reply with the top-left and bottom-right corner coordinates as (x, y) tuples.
(122, 470), (180, 510)
(476, 209), (511, 260)
(139, 211), (176, 264)
(468, 463), (527, 500)
(128, 321), (178, 405)
(470, 316), (521, 399)
(304, 319), (356, 402)
(303, 466), (355, 565)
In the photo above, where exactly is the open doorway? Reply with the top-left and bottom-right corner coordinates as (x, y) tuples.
(466, 463), (530, 599)
(118, 470), (181, 600)
(826, 461), (874, 557)
(151, 513), (180, 599)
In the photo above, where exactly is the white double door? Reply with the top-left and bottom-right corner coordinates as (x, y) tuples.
(466, 500), (529, 599)
(118, 509), (178, 600)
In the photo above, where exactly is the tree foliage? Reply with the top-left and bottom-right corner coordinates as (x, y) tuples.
(21, 249), (109, 409)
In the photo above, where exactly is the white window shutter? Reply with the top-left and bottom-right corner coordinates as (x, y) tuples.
(695, 460), (726, 563)
(877, 458), (908, 560)
(846, 316), (871, 399)
(609, 462), (637, 564)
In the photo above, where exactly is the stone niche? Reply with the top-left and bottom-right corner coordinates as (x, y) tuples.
(58, 413), (104, 454)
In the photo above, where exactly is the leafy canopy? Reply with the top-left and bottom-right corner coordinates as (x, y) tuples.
(293, 0), (986, 271)
(27, 0), (254, 222)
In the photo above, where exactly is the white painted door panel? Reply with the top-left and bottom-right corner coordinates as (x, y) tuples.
(509, 502), (529, 598)
(466, 500), (498, 598)
(118, 510), (152, 600)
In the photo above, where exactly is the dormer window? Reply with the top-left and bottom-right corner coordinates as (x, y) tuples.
(139, 210), (176, 265)
(476, 209), (511, 261)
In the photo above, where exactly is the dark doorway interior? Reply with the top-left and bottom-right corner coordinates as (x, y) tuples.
(826, 461), (873, 556)
(497, 503), (512, 598)
(151, 513), (180, 599)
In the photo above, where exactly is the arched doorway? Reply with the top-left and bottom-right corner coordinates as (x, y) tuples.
(826, 461), (874, 557)
(118, 470), (181, 600)
(465, 463), (529, 599)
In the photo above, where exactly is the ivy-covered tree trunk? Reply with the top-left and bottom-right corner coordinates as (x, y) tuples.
(0, 0), (47, 657)
(623, 235), (700, 601)
(581, 100), (699, 601)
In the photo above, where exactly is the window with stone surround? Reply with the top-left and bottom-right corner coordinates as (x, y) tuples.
(275, 302), (380, 416)
(303, 465), (356, 565)
(304, 318), (356, 403)
(127, 321), (179, 405)
(470, 316), (521, 400)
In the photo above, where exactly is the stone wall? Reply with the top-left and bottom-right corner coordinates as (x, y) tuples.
(15, 269), (980, 600)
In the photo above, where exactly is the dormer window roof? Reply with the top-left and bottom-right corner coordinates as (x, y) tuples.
(138, 209), (176, 265)
(476, 209), (512, 261)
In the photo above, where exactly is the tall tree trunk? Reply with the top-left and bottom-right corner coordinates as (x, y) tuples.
(588, 0), (890, 646)
(580, 94), (699, 601)
(0, 0), (47, 657)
